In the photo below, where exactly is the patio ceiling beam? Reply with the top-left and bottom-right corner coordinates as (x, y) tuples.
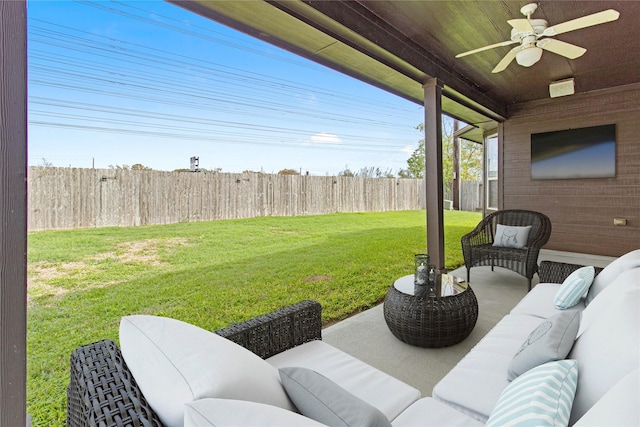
(170, 0), (505, 128)
(423, 79), (445, 271)
(280, 0), (507, 121)
(0, 1), (28, 425)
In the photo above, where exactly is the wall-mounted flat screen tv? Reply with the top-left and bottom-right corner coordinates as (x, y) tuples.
(531, 124), (616, 180)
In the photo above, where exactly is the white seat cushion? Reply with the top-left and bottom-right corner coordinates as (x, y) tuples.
(432, 314), (543, 422)
(120, 315), (294, 427)
(267, 340), (420, 421)
(568, 285), (640, 424)
(574, 368), (640, 426)
(392, 398), (484, 427)
(511, 283), (584, 318)
(184, 398), (326, 427)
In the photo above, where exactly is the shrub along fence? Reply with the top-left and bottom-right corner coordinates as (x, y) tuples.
(27, 167), (480, 231)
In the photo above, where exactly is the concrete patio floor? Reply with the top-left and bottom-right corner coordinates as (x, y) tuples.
(322, 249), (614, 397)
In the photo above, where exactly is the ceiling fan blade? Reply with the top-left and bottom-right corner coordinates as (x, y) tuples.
(492, 46), (520, 73)
(537, 39), (586, 59)
(507, 18), (534, 33)
(544, 9), (620, 36)
(456, 40), (517, 58)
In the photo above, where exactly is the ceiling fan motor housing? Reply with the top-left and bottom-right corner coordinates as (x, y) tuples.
(510, 19), (548, 42)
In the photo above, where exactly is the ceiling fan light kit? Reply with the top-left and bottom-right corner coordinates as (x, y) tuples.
(516, 46), (542, 67)
(456, 3), (620, 73)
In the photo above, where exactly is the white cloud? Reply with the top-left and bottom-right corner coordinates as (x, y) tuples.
(401, 145), (415, 155)
(310, 132), (341, 145)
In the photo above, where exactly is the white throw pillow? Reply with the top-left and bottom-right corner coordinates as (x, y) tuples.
(119, 315), (294, 427)
(554, 266), (595, 309)
(184, 399), (326, 427)
(585, 249), (640, 305)
(493, 224), (531, 249)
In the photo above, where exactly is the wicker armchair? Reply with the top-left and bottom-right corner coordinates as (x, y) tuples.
(67, 300), (322, 427)
(461, 210), (552, 291)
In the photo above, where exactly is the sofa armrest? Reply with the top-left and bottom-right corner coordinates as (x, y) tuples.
(215, 299), (322, 359)
(67, 339), (163, 427)
(538, 261), (604, 284)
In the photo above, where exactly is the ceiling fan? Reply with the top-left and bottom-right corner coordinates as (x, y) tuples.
(456, 3), (620, 73)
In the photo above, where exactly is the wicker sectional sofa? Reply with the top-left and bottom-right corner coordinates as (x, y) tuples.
(68, 251), (640, 427)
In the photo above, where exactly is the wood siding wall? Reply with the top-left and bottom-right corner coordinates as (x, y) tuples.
(504, 83), (640, 257)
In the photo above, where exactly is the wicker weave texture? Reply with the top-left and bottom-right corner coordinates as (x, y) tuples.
(216, 299), (323, 359)
(383, 284), (478, 348)
(67, 300), (322, 427)
(538, 261), (604, 284)
(67, 340), (162, 427)
(461, 209), (552, 290)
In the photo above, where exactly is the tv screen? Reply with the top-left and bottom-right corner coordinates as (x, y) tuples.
(531, 124), (616, 180)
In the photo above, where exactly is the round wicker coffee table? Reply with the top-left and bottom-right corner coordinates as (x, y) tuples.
(383, 274), (478, 348)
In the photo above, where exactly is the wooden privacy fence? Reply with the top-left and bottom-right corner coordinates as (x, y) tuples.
(28, 167), (481, 231)
(444, 181), (483, 213)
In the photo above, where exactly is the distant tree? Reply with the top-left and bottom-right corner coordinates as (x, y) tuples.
(459, 140), (483, 181)
(174, 168), (211, 173)
(356, 166), (395, 178)
(338, 166), (354, 177)
(39, 158), (53, 168)
(278, 168), (300, 175)
(401, 120), (481, 182)
(109, 164), (130, 170)
(402, 140), (426, 179)
(131, 163), (152, 171)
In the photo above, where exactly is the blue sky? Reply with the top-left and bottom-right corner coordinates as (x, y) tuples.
(27, 1), (425, 175)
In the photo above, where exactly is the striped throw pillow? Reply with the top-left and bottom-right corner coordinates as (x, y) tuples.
(554, 266), (595, 309)
(486, 360), (578, 427)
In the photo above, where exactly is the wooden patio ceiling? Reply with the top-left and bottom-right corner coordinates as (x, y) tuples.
(171, 0), (640, 135)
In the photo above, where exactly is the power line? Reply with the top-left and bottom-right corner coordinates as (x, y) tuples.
(26, 1), (423, 170)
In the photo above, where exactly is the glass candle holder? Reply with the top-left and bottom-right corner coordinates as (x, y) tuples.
(414, 254), (430, 286)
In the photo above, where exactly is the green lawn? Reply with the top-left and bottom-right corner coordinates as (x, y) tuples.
(27, 210), (480, 425)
